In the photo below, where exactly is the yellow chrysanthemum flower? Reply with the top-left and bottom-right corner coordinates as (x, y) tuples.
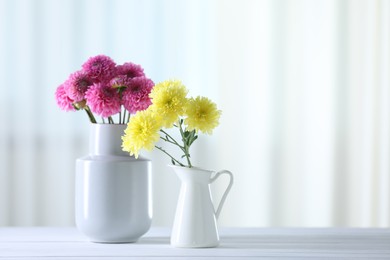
(184, 96), (221, 134)
(149, 80), (188, 128)
(122, 109), (162, 158)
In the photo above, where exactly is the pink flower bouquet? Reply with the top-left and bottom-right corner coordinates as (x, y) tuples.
(55, 55), (154, 124)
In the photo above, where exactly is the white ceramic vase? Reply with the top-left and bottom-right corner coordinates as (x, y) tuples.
(170, 165), (233, 248)
(75, 124), (152, 243)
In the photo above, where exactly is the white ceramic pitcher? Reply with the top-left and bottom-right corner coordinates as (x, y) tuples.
(169, 165), (233, 248)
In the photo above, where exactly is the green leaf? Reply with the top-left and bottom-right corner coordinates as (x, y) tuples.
(188, 135), (198, 146)
(72, 104), (81, 111)
(186, 137), (192, 147)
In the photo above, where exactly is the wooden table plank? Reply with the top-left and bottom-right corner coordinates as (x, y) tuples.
(0, 227), (389, 259)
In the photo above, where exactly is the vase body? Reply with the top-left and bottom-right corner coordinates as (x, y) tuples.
(75, 124), (152, 243)
(170, 165), (233, 248)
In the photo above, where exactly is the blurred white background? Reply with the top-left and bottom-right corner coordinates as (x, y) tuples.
(0, 0), (389, 227)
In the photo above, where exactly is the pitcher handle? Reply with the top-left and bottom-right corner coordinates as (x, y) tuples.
(210, 170), (234, 219)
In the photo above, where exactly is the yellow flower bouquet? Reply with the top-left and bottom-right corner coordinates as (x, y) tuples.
(121, 79), (221, 168)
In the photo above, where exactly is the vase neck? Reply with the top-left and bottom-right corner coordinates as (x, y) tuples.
(89, 124), (128, 156)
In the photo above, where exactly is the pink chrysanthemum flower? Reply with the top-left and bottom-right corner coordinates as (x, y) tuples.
(55, 83), (75, 111)
(122, 77), (154, 114)
(66, 70), (93, 102)
(110, 75), (132, 89)
(82, 55), (116, 83)
(85, 83), (121, 117)
(116, 62), (145, 79)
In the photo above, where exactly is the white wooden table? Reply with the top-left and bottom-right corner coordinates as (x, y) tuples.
(0, 227), (389, 259)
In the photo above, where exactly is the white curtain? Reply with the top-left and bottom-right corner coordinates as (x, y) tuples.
(0, 0), (389, 227)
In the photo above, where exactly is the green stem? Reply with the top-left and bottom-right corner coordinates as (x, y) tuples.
(155, 146), (185, 167)
(160, 136), (181, 147)
(178, 120), (192, 167)
(160, 129), (185, 152)
(122, 109), (126, 124)
(84, 106), (97, 124)
(126, 113), (131, 124)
